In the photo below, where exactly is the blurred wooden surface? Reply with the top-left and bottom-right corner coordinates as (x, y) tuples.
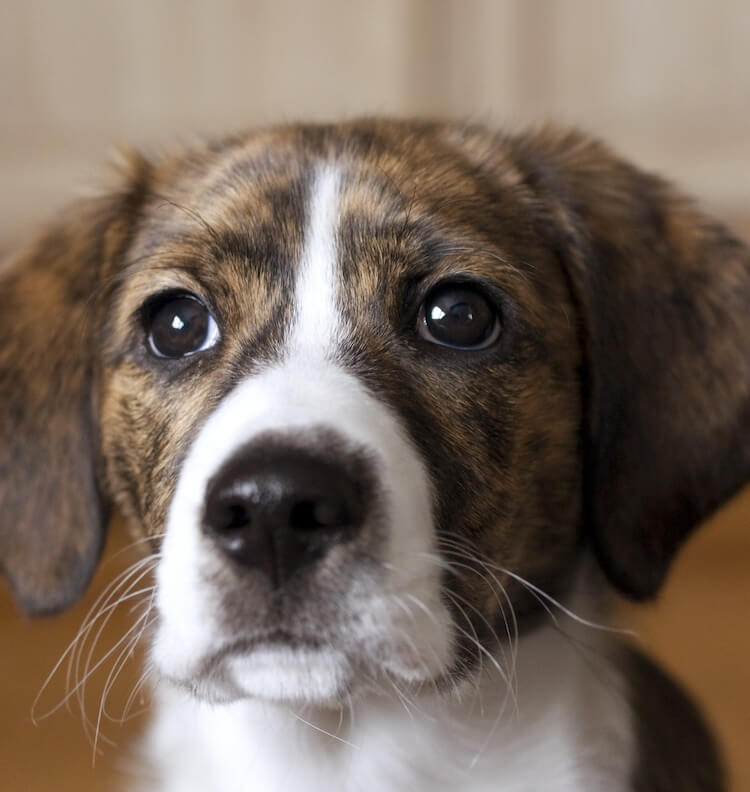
(0, 526), (150, 791)
(622, 487), (750, 792)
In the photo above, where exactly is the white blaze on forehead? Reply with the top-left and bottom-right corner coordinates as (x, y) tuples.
(289, 165), (343, 359)
(154, 160), (452, 698)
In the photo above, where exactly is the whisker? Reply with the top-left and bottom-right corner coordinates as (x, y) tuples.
(93, 611), (158, 759)
(446, 588), (517, 713)
(76, 604), (154, 746)
(437, 536), (632, 636)
(442, 590), (512, 690)
(119, 659), (156, 725)
(33, 548), (159, 759)
(388, 676), (419, 726)
(292, 711), (360, 750)
(426, 552), (519, 688)
(389, 597), (440, 680)
(66, 554), (160, 689)
(74, 571), (157, 717)
(33, 555), (158, 723)
(98, 596), (156, 726)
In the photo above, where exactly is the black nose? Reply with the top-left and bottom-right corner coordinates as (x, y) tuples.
(202, 443), (370, 585)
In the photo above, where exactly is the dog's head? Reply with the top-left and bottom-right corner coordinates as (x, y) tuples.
(2, 121), (749, 704)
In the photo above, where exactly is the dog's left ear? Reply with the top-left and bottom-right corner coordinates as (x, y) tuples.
(0, 157), (150, 615)
(514, 129), (750, 600)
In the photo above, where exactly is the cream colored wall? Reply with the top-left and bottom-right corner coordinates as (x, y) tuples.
(1, 0), (749, 235)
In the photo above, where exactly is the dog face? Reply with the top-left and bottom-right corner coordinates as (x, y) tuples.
(2, 121), (749, 706)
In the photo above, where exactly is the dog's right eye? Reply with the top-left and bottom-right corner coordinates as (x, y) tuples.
(145, 294), (220, 359)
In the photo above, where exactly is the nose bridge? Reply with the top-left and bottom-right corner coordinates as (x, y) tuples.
(170, 350), (433, 560)
(196, 352), (391, 587)
(224, 357), (392, 457)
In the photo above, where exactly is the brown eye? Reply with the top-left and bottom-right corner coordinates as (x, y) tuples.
(146, 294), (220, 359)
(418, 282), (500, 349)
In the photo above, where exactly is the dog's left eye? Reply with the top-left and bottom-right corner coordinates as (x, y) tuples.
(146, 294), (220, 359)
(418, 282), (501, 349)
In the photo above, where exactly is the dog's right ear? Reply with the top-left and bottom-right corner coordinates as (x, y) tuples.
(509, 128), (750, 600)
(0, 156), (150, 616)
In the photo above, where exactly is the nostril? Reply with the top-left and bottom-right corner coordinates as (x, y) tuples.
(225, 501), (252, 531)
(206, 496), (252, 535)
(289, 498), (350, 532)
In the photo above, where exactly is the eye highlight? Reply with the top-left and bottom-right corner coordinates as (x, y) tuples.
(418, 282), (501, 350)
(145, 293), (220, 359)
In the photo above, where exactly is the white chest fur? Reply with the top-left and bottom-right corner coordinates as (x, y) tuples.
(139, 627), (633, 792)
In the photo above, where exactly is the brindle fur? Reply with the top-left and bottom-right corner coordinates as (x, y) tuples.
(1, 120), (748, 789)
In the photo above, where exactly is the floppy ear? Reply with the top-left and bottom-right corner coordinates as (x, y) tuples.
(514, 129), (750, 600)
(0, 159), (149, 615)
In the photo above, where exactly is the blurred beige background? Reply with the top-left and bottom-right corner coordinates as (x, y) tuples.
(2, 0), (750, 235)
(1, 1), (748, 790)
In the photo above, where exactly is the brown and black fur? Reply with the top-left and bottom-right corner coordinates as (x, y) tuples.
(1, 120), (748, 789)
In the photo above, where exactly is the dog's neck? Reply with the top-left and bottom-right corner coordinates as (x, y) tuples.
(141, 624), (633, 792)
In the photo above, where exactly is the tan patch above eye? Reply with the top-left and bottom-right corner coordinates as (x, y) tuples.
(223, 266), (283, 344)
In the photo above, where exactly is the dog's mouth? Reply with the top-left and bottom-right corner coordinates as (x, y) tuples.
(158, 627), (357, 704)
(205, 630), (326, 658)
(198, 630), (332, 674)
(152, 565), (456, 705)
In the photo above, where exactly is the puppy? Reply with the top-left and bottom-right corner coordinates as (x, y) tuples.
(1, 120), (748, 791)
